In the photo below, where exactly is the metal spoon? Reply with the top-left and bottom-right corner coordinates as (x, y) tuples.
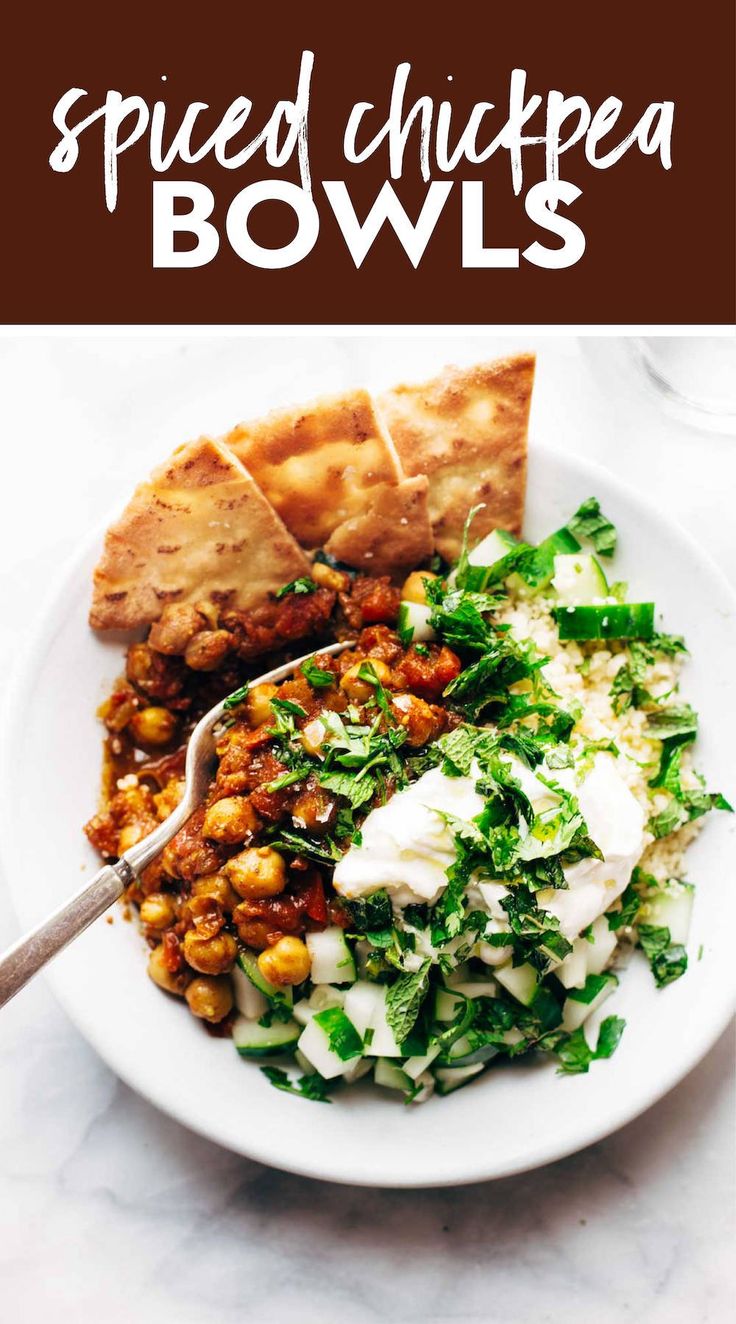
(0, 640), (353, 1009)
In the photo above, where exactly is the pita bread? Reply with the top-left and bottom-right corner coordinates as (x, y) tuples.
(90, 437), (311, 630)
(224, 389), (409, 551)
(323, 476), (433, 575)
(378, 354), (534, 562)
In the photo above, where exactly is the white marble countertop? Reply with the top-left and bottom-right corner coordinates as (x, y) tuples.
(0, 334), (733, 1324)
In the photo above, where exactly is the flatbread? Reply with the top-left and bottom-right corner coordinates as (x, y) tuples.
(323, 476), (434, 575)
(224, 389), (407, 550)
(90, 437), (311, 629)
(378, 354), (535, 562)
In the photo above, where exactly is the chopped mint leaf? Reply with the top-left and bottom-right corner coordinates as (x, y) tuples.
(318, 767), (376, 810)
(301, 657), (335, 688)
(275, 576), (318, 599)
(344, 890), (393, 934)
(566, 498), (617, 558)
(637, 924), (689, 987)
(545, 1014), (626, 1074)
(385, 962), (431, 1043)
(260, 1066), (333, 1102)
(266, 827), (341, 864)
(607, 880), (641, 930)
(647, 704), (698, 741)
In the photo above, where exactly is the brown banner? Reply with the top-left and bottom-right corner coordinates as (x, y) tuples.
(2, 0), (734, 324)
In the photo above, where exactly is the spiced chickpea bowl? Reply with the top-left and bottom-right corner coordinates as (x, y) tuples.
(2, 444), (734, 1186)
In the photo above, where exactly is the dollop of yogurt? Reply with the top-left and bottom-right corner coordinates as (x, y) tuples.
(332, 752), (646, 948)
(332, 765), (485, 908)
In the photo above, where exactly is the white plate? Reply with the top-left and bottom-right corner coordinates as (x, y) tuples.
(1, 444), (734, 1187)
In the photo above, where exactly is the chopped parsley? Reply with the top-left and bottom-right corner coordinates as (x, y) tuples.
(261, 1066), (333, 1102)
(566, 497), (617, 558)
(301, 656), (335, 688)
(275, 576), (318, 599)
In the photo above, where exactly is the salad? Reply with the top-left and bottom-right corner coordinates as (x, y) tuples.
(86, 499), (731, 1104)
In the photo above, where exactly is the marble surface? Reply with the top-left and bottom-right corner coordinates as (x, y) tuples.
(0, 334), (733, 1324)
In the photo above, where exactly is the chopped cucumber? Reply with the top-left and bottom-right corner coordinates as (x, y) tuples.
(404, 1044), (441, 1080)
(495, 961), (539, 1006)
(519, 526), (582, 588)
(555, 602), (654, 641)
(557, 915), (618, 989)
(397, 600), (437, 643)
(344, 980), (402, 1057)
(450, 980), (498, 1000)
(552, 553), (609, 605)
(237, 951), (293, 1009)
(439, 1033), (499, 1068)
(297, 1008), (362, 1079)
(562, 972), (618, 1033)
(306, 927), (356, 985)
(434, 1063), (485, 1094)
(434, 987), (465, 1021)
(642, 880), (695, 945)
(293, 998), (314, 1027)
(374, 1059), (412, 1091)
(232, 963), (268, 1020)
(309, 984), (347, 1010)
(464, 528), (526, 590)
(233, 1015), (300, 1058)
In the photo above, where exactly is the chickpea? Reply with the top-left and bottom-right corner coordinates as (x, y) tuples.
(391, 693), (442, 747)
(153, 778), (184, 821)
(148, 603), (206, 655)
(340, 657), (393, 703)
(245, 682), (278, 727)
(185, 975), (234, 1023)
(129, 706), (178, 748)
(301, 717), (327, 756)
(191, 872), (240, 912)
(184, 630), (233, 672)
(401, 570), (438, 606)
(311, 561), (350, 592)
(257, 936), (311, 987)
(182, 928), (237, 975)
(225, 846), (287, 899)
(234, 916), (276, 950)
(147, 943), (190, 996)
(203, 795), (258, 844)
(139, 892), (177, 930)
(291, 786), (337, 835)
(117, 823), (149, 854)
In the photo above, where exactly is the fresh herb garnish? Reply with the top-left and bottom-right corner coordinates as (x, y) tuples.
(301, 656), (335, 688)
(385, 962), (432, 1043)
(637, 925), (688, 988)
(260, 1066), (333, 1102)
(566, 498), (617, 558)
(223, 683), (250, 711)
(543, 1014), (626, 1074)
(275, 576), (318, 599)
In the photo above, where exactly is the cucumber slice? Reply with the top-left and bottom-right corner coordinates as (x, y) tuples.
(397, 600), (437, 643)
(306, 927), (357, 985)
(562, 972), (618, 1033)
(439, 1034), (499, 1068)
(403, 1044), (441, 1080)
(232, 1015), (300, 1058)
(434, 1063), (485, 1094)
(232, 963), (268, 1020)
(237, 951), (293, 1009)
(297, 1008), (362, 1079)
(343, 980), (402, 1057)
(642, 880), (695, 945)
(451, 980), (498, 1000)
(552, 553), (609, 606)
(557, 915), (618, 989)
(292, 998), (314, 1027)
(308, 984), (347, 1011)
(495, 961), (540, 1006)
(434, 987), (465, 1021)
(554, 603), (655, 641)
(464, 528), (526, 590)
(374, 1059), (412, 1091)
(519, 526), (582, 588)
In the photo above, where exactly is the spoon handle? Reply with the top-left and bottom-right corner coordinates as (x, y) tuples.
(0, 861), (131, 1009)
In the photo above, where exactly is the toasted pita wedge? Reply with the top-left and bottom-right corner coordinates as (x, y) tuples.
(323, 476), (433, 575)
(378, 354), (534, 562)
(90, 437), (311, 630)
(224, 389), (409, 551)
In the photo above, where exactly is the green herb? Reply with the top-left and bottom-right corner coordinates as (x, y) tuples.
(545, 1015), (626, 1074)
(301, 657), (335, 689)
(345, 890), (393, 933)
(266, 827), (341, 864)
(223, 683), (250, 711)
(260, 1066), (333, 1102)
(265, 765), (310, 793)
(607, 880), (641, 930)
(637, 924), (689, 987)
(385, 962), (432, 1043)
(647, 704), (698, 741)
(414, 642), (430, 657)
(318, 767), (376, 810)
(566, 498), (617, 558)
(275, 576), (317, 599)
(313, 1006), (363, 1060)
